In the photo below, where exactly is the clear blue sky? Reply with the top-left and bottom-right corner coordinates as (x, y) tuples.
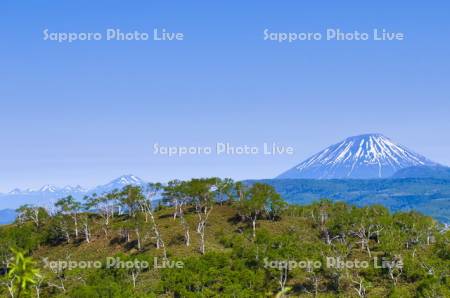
(1, 1), (449, 191)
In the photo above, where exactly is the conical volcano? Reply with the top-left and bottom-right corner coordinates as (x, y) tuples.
(277, 134), (438, 179)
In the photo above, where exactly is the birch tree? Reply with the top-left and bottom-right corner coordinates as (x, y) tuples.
(55, 196), (81, 239)
(15, 205), (48, 229)
(186, 178), (216, 254)
(163, 181), (192, 246)
(240, 183), (285, 239)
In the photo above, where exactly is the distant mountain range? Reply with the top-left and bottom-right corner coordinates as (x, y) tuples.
(277, 134), (440, 179)
(7, 185), (86, 197)
(0, 175), (147, 210)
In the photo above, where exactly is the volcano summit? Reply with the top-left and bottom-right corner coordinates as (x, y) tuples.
(277, 134), (438, 179)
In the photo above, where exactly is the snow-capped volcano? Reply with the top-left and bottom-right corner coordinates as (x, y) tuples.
(277, 134), (438, 179)
(89, 175), (147, 194)
(39, 184), (58, 193)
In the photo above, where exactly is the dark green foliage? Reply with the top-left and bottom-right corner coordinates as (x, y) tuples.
(159, 252), (267, 297)
(68, 270), (136, 298)
(0, 223), (45, 253)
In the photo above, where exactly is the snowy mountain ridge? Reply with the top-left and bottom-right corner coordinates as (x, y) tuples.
(0, 175), (148, 210)
(2, 175), (144, 196)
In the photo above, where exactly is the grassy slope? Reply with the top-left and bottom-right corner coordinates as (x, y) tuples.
(33, 204), (301, 262)
(28, 204), (322, 296)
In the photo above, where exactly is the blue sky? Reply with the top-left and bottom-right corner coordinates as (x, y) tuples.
(1, 1), (449, 191)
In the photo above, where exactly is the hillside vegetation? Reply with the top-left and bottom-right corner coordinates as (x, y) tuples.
(0, 178), (449, 297)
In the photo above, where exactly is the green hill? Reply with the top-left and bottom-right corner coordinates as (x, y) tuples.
(0, 180), (449, 297)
